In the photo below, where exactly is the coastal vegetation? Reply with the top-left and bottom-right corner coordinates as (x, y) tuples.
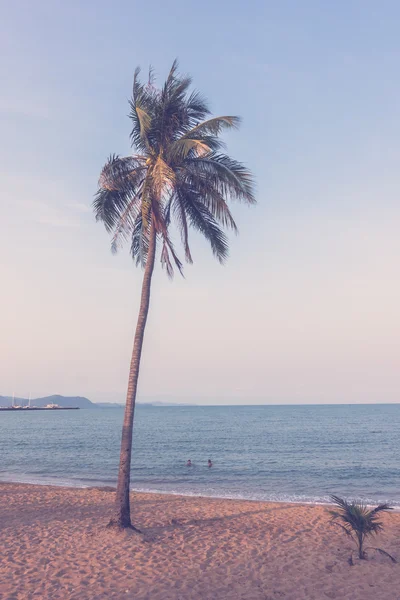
(94, 61), (255, 529)
(329, 495), (396, 563)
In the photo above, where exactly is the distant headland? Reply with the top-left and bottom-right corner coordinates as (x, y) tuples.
(0, 395), (94, 409)
(0, 395), (194, 409)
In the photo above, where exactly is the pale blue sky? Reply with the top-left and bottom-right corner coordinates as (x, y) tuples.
(1, 0), (399, 404)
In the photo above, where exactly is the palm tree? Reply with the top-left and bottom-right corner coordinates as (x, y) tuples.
(93, 61), (255, 529)
(329, 495), (396, 562)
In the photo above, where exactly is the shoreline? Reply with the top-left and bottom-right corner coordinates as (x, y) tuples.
(1, 482), (399, 599)
(1, 475), (400, 510)
(1, 479), (322, 507)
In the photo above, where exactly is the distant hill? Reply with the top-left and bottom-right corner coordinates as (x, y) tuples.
(0, 395), (96, 409)
(0, 395), (196, 409)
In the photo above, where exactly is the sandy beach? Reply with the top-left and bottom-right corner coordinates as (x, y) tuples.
(0, 483), (399, 600)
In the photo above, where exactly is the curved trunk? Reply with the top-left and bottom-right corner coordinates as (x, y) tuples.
(108, 221), (157, 529)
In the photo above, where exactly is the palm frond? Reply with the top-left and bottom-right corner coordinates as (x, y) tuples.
(366, 547), (397, 563)
(183, 116), (241, 138)
(185, 90), (210, 126)
(93, 188), (131, 233)
(370, 504), (393, 515)
(129, 68), (157, 152)
(329, 495), (395, 562)
(330, 495), (350, 511)
(331, 521), (354, 538)
(156, 66), (193, 147)
(177, 175), (238, 232)
(130, 213), (152, 267)
(135, 106), (152, 138)
(176, 188), (228, 262)
(98, 154), (145, 192)
(160, 241), (174, 279)
(160, 234), (183, 278)
(184, 153), (255, 204)
(110, 193), (142, 254)
(161, 60), (191, 103)
(168, 138), (211, 162)
(165, 193), (192, 263)
(176, 201), (192, 263)
(147, 65), (156, 87)
(94, 155), (146, 244)
(95, 60), (256, 274)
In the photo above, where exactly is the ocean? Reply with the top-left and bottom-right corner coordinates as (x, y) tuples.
(0, 404), (399, 506)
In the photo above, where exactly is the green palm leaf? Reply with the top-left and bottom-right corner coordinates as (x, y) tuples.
(94, 61), (255, 273)
(182, 115), (241, 138)
(329, 495), (395, 562)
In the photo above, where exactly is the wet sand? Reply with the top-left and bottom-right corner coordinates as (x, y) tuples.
(0, 482), (399, 599)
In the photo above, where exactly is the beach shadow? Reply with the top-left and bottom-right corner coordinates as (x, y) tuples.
(142, 504), (298, 538)
(132, 497), (191, 506)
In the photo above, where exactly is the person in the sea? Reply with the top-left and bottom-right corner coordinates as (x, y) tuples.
(186, 459), (192, 467)
(208, 459), (213, 468)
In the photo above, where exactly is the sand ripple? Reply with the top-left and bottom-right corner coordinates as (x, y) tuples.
(0, 483), (399, 599)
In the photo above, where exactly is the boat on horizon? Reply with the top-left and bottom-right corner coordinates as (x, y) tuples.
(0, 403), (80, 411)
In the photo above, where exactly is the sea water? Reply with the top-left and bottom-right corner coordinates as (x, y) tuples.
(0, 404), (399, 506)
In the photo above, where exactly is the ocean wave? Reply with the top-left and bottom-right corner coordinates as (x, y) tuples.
(1, 472), (399, 509)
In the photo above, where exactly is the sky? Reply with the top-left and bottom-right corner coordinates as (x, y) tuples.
(1, 0), (399, 405)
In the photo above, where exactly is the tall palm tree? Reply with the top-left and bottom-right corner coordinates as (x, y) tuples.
(329, 495), (396, 562)
(93, 61), (255, 530)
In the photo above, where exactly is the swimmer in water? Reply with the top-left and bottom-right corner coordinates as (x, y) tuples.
(208, 459), (213, 468)
(186, 459), (192, 467)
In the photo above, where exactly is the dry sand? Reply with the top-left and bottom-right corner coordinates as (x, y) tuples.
(0, 483), (399, 600)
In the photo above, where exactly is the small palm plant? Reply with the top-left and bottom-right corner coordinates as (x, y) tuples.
(329, 495), (396, 563)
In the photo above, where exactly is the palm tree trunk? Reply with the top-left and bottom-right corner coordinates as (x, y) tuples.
(358, 533), (364, 559)
(108, 220), (157, 529)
